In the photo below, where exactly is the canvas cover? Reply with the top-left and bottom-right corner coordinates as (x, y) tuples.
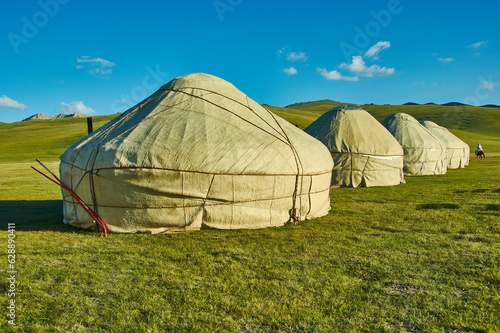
(59, 73), (333, 233)
(304, 105), (405, 187)
(382, 113), (447, 176)
(421, 121), (470, 169)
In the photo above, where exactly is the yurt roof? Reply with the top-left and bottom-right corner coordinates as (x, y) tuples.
(382, 113), (444, 149)
(60, 73), (333, 176)
(304, 105), (403, 156)
(420, 120), (468, 149)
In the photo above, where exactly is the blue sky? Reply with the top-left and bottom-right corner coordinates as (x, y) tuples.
(1, 0), (499, 123)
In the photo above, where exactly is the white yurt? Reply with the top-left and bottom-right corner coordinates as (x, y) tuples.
(382, 113), (447, 176)
(304, 105), (404, 187)
(59, 73), (333, 233)
(420, 120), (470, 168)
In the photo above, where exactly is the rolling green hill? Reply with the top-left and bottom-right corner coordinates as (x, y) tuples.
(266, 103), (500, 156)
(363, 105), (499, 136)
(278, 101), (499, 134)
(1, 102), (499, 163)
(0, 115), (119, 163)
(283, 99), (342, 109)
(364, 105), (500, 155)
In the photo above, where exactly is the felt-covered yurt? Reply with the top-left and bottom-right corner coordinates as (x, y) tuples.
(59, 73), (333, 233)
(304, 105), (405, 187)
(420, 120), (470, 169)
(382, 113), (447, 176)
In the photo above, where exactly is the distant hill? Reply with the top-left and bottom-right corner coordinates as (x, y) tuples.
(23, 113), (54, 121)
(441, 102), (469, 107)
(284, 99), (343, 109)
(403, 102), (499, 108)
(405, 102), (469, 106)
(284, 100), (500, 110)
(22, 113), (88, 121)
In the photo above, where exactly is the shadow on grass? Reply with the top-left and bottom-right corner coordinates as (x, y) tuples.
(446, 327), (484, 333)
(416, 203), (460, 210)
(455, 188), (499, 194)
(483, 204), (500, 217)
(0, 200), (92, 233)
(486, 204), (500, 211)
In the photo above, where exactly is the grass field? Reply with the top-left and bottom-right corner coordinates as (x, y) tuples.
(0, 115), (118, 163)
(0, 105), (499, 332)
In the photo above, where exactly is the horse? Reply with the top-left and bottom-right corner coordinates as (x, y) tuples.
(475, 149), (486, 161)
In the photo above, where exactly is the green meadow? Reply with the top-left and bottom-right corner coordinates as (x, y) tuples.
(0, 104), (499, 332)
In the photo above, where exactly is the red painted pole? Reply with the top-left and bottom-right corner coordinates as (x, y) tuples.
(32, 160), (108, 237)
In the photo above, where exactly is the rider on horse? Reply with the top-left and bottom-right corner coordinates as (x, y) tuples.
(476, 143), (486, 160)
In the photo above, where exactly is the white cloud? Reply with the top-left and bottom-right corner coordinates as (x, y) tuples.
(277, 46), (293, 56)
(287, 52), (308, 62)
(77, 56), (115, 78)
(480, 80), (496, 91)
(414, 81), (425, 87)
(365, 41), (390, 59)
(0, 95), (27, 110)
(77, 56), (115, 67)
(340, 56), (395, 77)
(283, 67), (297, 76)
(438, 57), (454, 63)
(468, 41), (487, 49)
(317, 42), (393, 82)
(317, 68), (359, 81)
(90, 67), (113, 77)
(60, 101), (97, 116)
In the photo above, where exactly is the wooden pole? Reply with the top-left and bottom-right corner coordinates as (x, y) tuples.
(87, 117), (93, 135)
